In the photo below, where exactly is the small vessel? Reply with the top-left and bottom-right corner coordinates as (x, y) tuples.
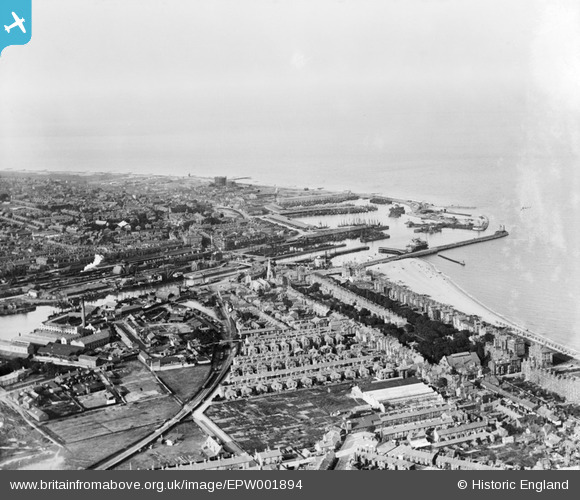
(360, 233), (390, 243)
(471, 215), (489, 231)
(369, 197), (392, 205)
(338, 217), (381, 227)
(389, 205), (405, 218)
(413, 224), (443, 234)
(406, 237), (428, 252)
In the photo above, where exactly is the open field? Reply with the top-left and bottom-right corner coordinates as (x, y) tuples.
(38, 362), (182, 468)
(44, 395), (180, 444)
(206, 383), (360, 452)
(114, 421), (209, 470)
(0, 400), (60, 470)
(114, 359), (167, 398)
(62, 424), (159, 469)
(78, 390), (112, 409)
(157, 365), (211, 402)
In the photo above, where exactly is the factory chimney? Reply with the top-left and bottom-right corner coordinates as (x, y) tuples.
(81, 297), (86, 329)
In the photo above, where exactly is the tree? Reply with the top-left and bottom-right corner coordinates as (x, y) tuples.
(483, 332), (495, 343)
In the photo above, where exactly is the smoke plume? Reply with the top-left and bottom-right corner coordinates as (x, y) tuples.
(82, 254), (104, 272)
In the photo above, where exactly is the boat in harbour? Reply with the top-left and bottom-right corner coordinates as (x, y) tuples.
(406, 237), (428, 252)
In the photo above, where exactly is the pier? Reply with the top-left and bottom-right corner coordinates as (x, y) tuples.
(266, 203), (377, 218)
(438, 254), (465, 266)
(263, 214), (313, 231)
(378, 247), (405, 255)
(328, 245), (370, 258)
(362, 230), (509, 268)
(283, 245), (370, 263)
(444, 210), (472, 217)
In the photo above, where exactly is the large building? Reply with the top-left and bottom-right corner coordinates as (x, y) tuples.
(70, 330), (112, 350)
(0, 339), (34, 357)
(276, 192), (357, 207)
(351, 377), (443, 411)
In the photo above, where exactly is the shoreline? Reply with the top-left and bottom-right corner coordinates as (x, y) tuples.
(374, 259), (507, 325)
(374, 258), (579, 357)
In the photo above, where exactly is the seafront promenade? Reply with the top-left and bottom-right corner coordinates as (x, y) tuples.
(495, 323), (580, 362)
(324, 255), (580, 363)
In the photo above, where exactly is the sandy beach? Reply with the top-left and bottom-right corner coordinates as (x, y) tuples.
(374, 258), (527, 331)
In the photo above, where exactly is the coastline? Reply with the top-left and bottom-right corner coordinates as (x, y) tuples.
(373, 258), (568, 350)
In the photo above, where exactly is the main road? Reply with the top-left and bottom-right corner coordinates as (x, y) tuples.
(88, 302), (238, 470)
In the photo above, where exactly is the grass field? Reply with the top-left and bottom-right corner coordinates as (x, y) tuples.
(44, 395), (180, 444)
(0, 400), (59, 470)
(114, 359), (166, 397)
(39, 360), (183, 468)
(62, 424), (160, 469)
(114, 421), (209, 470)
(206, 383), (360, 452)
(157, 365), (211, 402)
(1, 360), (213, 469)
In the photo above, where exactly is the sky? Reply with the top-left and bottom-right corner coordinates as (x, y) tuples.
(0, 0), (567, 175)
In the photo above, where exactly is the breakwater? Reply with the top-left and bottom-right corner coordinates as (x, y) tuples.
(363, 230), (509, 267)
(438, 254), (465, 266)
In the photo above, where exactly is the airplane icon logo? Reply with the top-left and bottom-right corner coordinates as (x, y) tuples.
(4, 11), (25, 34)
(0, 1), (32, 56)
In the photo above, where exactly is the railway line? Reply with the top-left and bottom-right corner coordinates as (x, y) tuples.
(88, 304), (239, 470)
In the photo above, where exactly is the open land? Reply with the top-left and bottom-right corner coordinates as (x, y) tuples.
(113, 421), (209, 470)
(206, 383), (361, 452)
(157, 365), (212, 403)
(0, 400), (60, 470)
(35, 361), (181, 468)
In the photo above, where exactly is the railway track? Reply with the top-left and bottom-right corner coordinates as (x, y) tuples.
(88, 306), (238, 470)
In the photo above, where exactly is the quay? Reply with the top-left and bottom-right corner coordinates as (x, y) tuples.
(275, 243), (345, 260)
(444, 210), (472, 217)
(262, 214), (313, 231)
(327, 245), (370, 258)
(378, 247), (405, 255)
(264, 203), (377, 218)
(281, 245), (370, 263)
(289, 226), (374, 244)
